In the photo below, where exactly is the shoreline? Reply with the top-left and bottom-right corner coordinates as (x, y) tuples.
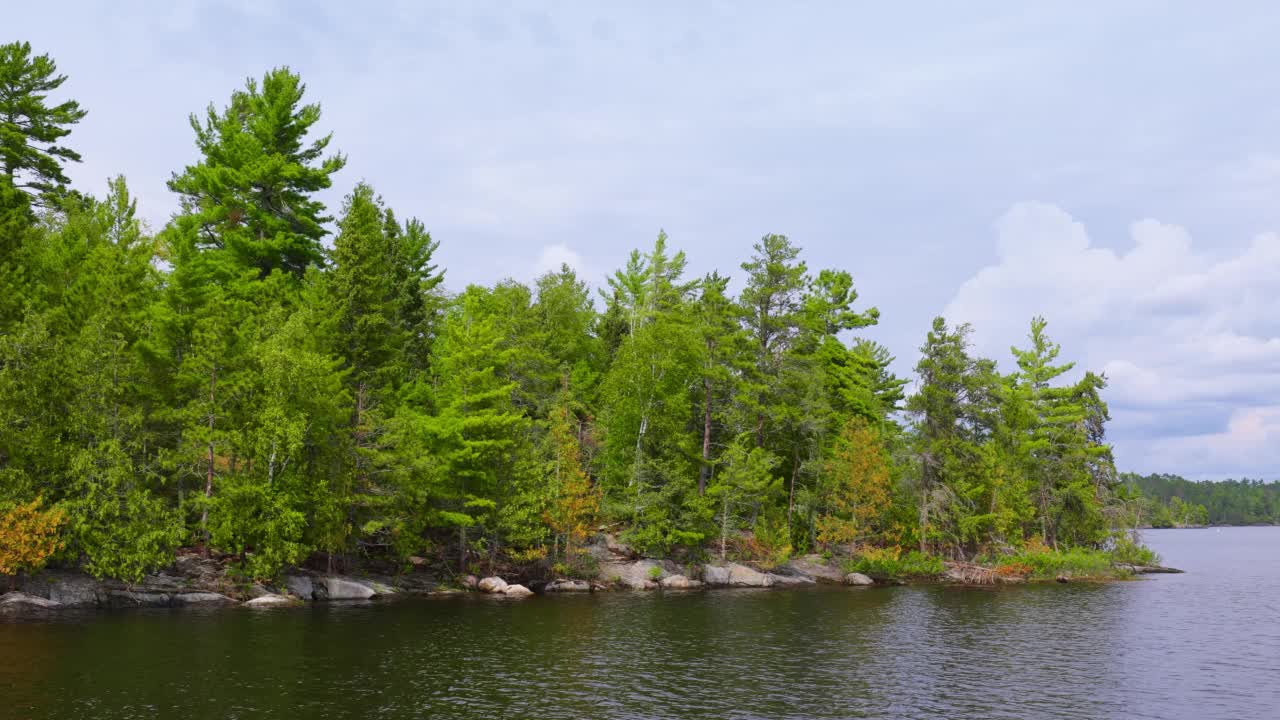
(1, 553), (1183, 614)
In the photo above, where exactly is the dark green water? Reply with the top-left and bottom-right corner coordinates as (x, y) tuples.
(2, 527), (1277, 719)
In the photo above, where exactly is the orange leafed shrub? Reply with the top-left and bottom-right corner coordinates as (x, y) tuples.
(0, 497), (67, 576)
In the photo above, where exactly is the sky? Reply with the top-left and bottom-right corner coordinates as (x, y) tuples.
(10, 2), (1280, 480)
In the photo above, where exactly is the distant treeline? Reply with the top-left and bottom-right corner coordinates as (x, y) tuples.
(1123, 473), (1280, 526)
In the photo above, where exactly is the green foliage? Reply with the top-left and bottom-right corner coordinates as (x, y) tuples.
(997, 547), (1116, 580)
(0, 45), (1150, 583)
(0, 41), (87, 205)
(847, 547), (944, 580)
(1109, 537), (1160, 566)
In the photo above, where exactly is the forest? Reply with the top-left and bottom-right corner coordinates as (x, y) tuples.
(1, 41), (1156, 582)
(1125, 473), (1280, 527)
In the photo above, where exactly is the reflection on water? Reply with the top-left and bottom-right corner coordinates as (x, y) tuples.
(1, 527), (1277, 720)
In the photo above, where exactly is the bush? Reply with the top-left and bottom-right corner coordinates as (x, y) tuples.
(0, 497), (66, 576)
(1000, 547), (1115, 579)
(1109, 538), (1159, 566)
(846, 547), (943, 580)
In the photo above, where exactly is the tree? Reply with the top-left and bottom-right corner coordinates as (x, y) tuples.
(708, 438), (782, 561)
(167, 67), (345, 280)
(739, 234), (808, 447)
(0, 41), (86, 206)
(906, 317), (1000, 554)
(817, 417), (894, 547)
(692, 271), (750, 495)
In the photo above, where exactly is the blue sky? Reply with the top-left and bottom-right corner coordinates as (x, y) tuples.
(11, 2), (1280, 479)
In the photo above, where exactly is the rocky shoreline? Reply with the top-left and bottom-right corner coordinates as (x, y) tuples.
(0, 548), (1183, 613)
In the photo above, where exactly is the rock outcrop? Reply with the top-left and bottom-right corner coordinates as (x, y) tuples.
(315, 577), (377, 600)
(659, 574), (702, 590)
(544, 579), (592, 592)
(784, 555), (846, 584)
(284, 575), (315, 600)
(0, 591), (61, 609)
(478, 577), (509, 594)
(843, 572), (875, 586)
(244, 594), (296, 607)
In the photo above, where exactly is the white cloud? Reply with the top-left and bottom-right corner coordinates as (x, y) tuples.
(533, 242), (586, 277)
(944, 202), (1280, 478)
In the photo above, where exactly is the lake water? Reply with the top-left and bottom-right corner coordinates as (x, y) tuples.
(1, 527), (1277, 719)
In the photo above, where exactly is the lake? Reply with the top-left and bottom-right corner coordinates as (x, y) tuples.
(1, 527), (1277, 719)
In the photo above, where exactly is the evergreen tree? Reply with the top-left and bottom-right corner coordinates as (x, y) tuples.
(167, 67), (345, 281)
(0, 41), (86, 206)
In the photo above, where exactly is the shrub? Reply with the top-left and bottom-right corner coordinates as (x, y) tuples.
(1001, 547), (1115, 579)
(0, 497), (66, 576)
(1109, 538), (1159, 566)
(847, 547), (943, 580)
(647, 565), (663, 581)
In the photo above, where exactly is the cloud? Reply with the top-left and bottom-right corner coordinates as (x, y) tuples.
(533, 243), (586, 277)
(944, 202), (1280, 478)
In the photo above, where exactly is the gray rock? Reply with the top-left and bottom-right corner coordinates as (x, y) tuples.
(767, 573), (815, 587)
(0, 591), (62, 609)
(727, 563), (775, 587)
(601, 559), (667, 589)
(244, 594), (296, 607)
(844, 572), (874, 586)
(701, 564), (732, 586)
(784, 555), (846, 584)
(172, 592), (237, 606)
(659, 574), (702, 590)
(478, 577), (509, 594)
(320, 577), (377, 600)
(284, 575), (315, 600)
(545, 579), (592, 592)
(503, 584), (535, 598)
(46, 575), (101, 607)
(103, 590), (174, 607)
(462, 575), (479, 590)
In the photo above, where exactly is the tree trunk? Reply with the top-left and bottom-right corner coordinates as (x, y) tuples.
(699, 378), (712, 495)
(787, 446), (799, 532)
(200, 366), (217, 557)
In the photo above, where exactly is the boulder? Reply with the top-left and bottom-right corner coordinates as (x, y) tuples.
(503, 584), (535, 598)
(478, 577), (509, 594)
(701, 564), (731, 586)
(319, 577), (377, 600)
(727, 563), (775, 588)
(284, 575), (315, 600)
(244, 594), (297, 607)
(767, 573), (815, 587)
(659, 574), (702, 590)
(171, 592), (237, 606)
(408, 556), (429, 567)
(844, 572), (874, 586)
(605, 534), (638, 559)
(784, 555), (846, 584)
(601, 559), (667, 590)
(545, 579), (592, 593)
(0, 591), (61, 610)
(461, 575), (480, 590)
(45, 574), (101, 607)
(103, 590), (174, 607)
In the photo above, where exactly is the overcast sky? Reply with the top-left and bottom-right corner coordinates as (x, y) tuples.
(11, 2), (1280, 479)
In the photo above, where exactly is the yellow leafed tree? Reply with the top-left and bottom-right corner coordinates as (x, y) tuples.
(817, 418), (893, 547)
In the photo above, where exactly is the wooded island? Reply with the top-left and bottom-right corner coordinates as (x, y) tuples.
(2, 41), (1207, 591)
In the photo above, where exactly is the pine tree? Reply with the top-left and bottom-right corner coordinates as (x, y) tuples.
(167, 67), (345, 281)
(0, 41), (86, 206)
